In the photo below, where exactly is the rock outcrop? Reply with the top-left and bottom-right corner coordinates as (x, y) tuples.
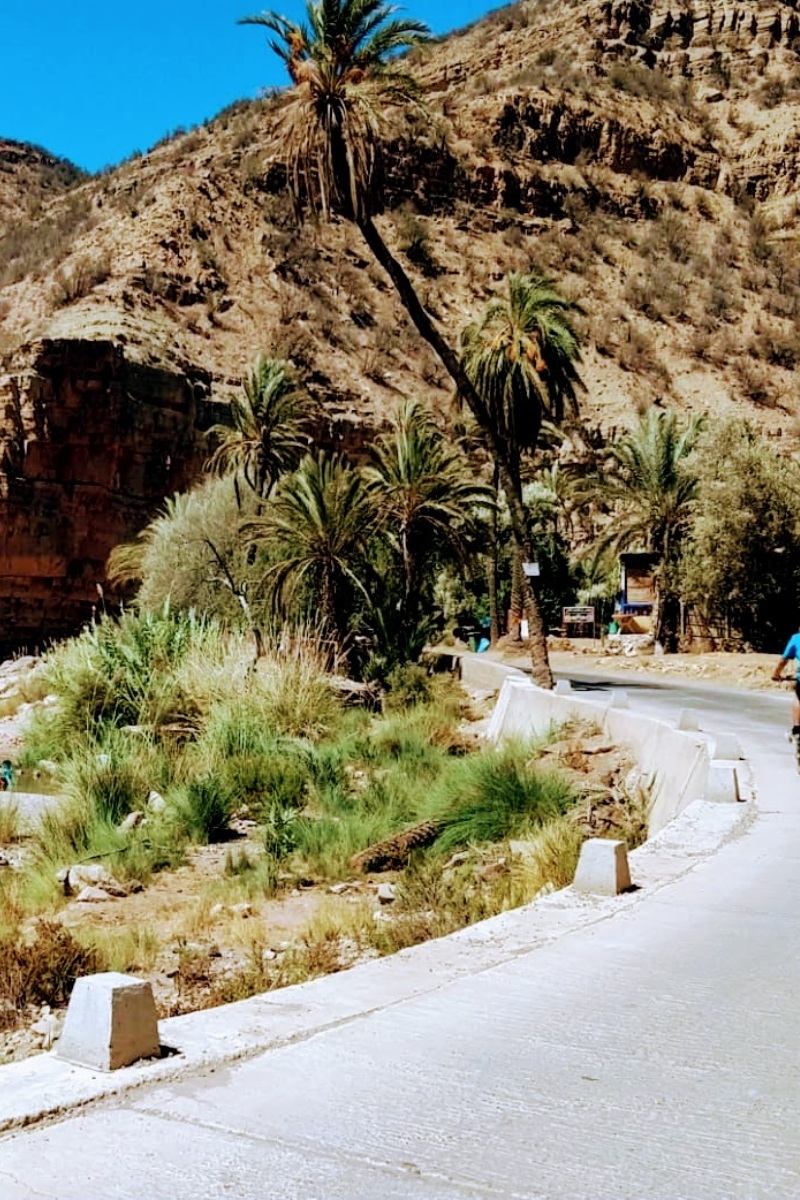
(0, 335), (212, 648)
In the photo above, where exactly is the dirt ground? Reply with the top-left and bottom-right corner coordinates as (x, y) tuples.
(492, 640), (790, 695)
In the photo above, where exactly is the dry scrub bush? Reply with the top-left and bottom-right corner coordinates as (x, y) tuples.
(51, 252), (112, 306)
(0, 194), (96, 288)
(0, 921), (99, 1021)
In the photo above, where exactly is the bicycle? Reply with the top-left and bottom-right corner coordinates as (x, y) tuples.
(774, 675), (800, 772)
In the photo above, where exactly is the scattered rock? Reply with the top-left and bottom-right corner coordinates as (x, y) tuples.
(146, 791), (166, 814)
(376, 882), (397, 905)
(30, 1014), (63, 1049)
(231, 903), (253, 918)
(442, 850), (471, 871)
(207, 944), (222, 958)
(477, 858), (508, 882)
(37, 760), (59, 776)
(75, 885), (117, 904)
(329, 881), (360, 895)
(262, 948), (277, 962)
(62, 863), (126, 897)
(119, 810), (144, 833)
(209, 903), (224, 918)
(0, 853), (11, 868)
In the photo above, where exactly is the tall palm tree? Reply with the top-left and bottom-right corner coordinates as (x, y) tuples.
(241, 2), (570, 687)
(586, 408), (703, 651)
(205, 355), (309, 500)
(243, 450), (375, 652)
(364, 399), (493, 629)
(461, 273), (584, 681)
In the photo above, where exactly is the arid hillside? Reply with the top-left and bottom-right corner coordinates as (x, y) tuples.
(0, 139), (85, 241)
(4, 0), (800, 431)
(4, 0), (800, 640)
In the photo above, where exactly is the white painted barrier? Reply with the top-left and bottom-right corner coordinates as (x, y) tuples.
(489, 677), (714, 834)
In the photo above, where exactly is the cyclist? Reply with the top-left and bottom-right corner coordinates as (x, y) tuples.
(772, 627), (800, 740)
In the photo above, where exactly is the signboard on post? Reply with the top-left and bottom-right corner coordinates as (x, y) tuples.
(562, 606), (596, 639)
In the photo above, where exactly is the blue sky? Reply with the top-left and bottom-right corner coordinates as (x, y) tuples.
(2, 1), (502, 173)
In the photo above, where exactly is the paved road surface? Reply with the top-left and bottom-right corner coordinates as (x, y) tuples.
(2, 676), (798, 1199)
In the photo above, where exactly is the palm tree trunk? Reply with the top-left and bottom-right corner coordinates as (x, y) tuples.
(509, 551), (523, 641)
(488, 464), (500, 645)
(358, 215), (553, 688)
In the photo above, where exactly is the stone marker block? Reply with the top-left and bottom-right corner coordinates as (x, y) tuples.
(56, 973), (160, 1071)
(706, 764), (740, 803)
(609, 689), (629, 709)
(554, 679), (572, 694)
(677, 709), (700, 732)
(710, 733), (741, 761)
(572, 838), (631, 896)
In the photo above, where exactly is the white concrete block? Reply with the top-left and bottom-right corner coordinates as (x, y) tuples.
(554, 679), (572, 694)
(609, 690), (629, 709)
(572, 838), (631, 896)
(56, 973), (160, 1071)
(677, 709), (701, 732)
(710, 734), (741, 761)
(705, 765), (740, 803)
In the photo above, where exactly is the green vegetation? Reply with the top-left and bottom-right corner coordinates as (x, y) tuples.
(2, 599), (644, 1039)
(240, 0), (587, 689)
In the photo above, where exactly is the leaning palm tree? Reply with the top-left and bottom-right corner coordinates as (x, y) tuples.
(365, 399), (493, 630)
(243, 450), (375, 653)
(240, 2), (568, 687)
(585, 408), (703, 651)
(461, 273), (584, 680)
(205, 355), (309, 500)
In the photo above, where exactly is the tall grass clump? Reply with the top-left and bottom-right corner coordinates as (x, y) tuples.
(428, 742), (578, 856)
(173, 776), (237, 843)
(0, 794), (20, 844)
(41, 602), (221, 737)
(58, 731), (157, 825)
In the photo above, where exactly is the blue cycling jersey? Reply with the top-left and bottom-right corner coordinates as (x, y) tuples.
(783, 633), (800, 678)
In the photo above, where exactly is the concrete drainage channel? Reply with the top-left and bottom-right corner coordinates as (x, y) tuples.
(0, 656), (753, 1134)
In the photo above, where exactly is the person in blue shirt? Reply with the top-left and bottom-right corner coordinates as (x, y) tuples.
(773, 630), (800, 736)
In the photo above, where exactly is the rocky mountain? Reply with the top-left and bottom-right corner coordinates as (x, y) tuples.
(0, 139), (85, 242)
(4, 0), (800, 643)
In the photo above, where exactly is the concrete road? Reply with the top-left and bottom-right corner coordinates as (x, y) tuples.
(2, 677), (799, 1199)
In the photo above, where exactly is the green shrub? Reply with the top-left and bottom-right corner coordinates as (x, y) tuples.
(382, 663), (433, 712)
(174, 776), (236, 843)
(60, 735), (153, 825)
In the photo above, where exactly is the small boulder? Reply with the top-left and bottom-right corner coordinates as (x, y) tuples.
(146, 791), (166, 814)
(38, 759), (59, 776)
(119, 810), (145, 833)
(75, 886), (116, 904)
(477, 858), (508, 882)
(64, 863), (127, 898)
(231, 902), (253, 919)
(30, 1014), (64, 1049)
(376, 882), (397, 905)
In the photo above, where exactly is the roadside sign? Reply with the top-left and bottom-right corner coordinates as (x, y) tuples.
(563, 606), (595, 624)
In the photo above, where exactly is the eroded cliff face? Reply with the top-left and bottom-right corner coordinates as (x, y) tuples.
(0, 338), (211, 648)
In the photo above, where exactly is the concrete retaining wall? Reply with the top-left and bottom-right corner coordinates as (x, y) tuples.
(488, 677), (713, 835)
